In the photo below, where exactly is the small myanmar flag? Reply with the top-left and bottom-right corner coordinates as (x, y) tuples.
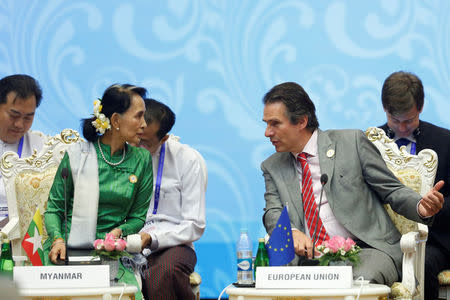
(21, 208), (45, 266)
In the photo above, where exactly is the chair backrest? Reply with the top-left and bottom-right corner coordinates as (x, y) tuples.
(365, 127), (437, 233)
(0, 129), (81, 262)
(366, 127), (437, 299)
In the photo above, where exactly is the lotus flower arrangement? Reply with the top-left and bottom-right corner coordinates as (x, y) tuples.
(316, 236), (361, 266)
(93, 233), (131, 260)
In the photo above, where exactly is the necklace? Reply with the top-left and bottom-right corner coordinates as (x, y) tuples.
(97, 139), (126, 166)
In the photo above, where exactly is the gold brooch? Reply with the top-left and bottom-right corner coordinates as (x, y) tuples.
(129, 174), (138, 183)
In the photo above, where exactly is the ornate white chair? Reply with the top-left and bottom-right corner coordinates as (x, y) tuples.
(0, 129), (81, 263)
(439, 270), (450, 299)
(366, 127), (438, 300)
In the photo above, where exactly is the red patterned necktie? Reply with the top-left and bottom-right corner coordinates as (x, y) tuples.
(297, 153), (329, 245)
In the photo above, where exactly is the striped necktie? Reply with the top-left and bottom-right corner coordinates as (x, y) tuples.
(297, 153), (329, 246)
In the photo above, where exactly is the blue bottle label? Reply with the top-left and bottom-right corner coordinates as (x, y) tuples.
(237, 258), (252, 271)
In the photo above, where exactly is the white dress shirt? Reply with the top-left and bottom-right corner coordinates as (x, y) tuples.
(140, 135), (206, 251)
(292, 130), (355, 240)
(0, 130), (46, 227)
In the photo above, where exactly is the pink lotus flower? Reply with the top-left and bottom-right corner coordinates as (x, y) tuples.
(115, 238), (127, 251)
(104, 238), (116, 251)
(104, 233), (116, 242)
(93, 239), (104, 250)
(92, 234), (131, 261)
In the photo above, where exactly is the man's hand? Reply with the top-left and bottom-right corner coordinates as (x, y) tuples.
(292, 229), (319, 259)
(418, 180), (444, 217)
(139, 232), (152, 249)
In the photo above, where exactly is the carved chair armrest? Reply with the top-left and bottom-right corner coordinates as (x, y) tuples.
(190, 271), (202, 286)
(0, 216), (20, 241)
(400, 231), (420, 296)
(417, 223), (428, 241)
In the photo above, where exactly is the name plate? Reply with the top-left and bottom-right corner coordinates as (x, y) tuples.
(255, 266), (352, 289)
(13, 265), (109, 289)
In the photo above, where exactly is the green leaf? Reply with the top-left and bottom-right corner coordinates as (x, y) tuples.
(92, 249), (132, 260)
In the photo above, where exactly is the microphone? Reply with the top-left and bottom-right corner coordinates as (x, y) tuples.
(320, 174), (328, 185)
(61, 167), (69, 265)
(301, 173), (328, 266)
(312, 174), (328, 258)
(61, 167), (69, 179)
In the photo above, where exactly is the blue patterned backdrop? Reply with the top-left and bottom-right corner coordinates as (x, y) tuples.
(1, 1), (449, 297)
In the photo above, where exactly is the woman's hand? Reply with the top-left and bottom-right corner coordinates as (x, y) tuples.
(49, 238), (66, 264)
(109, 228), (123, 239)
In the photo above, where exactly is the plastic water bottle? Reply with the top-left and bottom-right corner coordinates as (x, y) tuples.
(237, 229), (253, 284)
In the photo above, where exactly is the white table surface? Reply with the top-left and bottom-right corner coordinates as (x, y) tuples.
(18, 285), (138, 300)
(226, 283), (390, 300)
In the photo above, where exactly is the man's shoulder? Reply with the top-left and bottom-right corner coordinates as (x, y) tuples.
(26, 129), (47, 142)
(25, 129), (48, 151)
(322, 128), (361, 136)
(166, 135), (205, 167)
(167, 135), (201, 156)
(320, 128), (364, 141)
(262, 152), (292, 169)
(419, 120), (450, 137)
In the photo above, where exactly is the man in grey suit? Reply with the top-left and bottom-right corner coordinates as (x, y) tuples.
(261, 82), (444, 285)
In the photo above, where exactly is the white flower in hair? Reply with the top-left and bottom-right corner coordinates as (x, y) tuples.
(91, 99), (111, 135)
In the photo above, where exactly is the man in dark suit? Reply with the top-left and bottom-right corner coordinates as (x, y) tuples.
(261, 81), (444, 286)
(379, 71), (450, 299)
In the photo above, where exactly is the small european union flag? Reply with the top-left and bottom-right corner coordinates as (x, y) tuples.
(266, 206), (295, 266)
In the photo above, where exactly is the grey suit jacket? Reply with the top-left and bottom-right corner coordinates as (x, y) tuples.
(261, 129), (424, 272)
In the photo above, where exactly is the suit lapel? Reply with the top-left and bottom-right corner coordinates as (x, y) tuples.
(317, 130), (336, 209)
(415, 120), (427, 152)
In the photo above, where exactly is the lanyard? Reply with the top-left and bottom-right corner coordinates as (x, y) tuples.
(410, 142), (416, 155)
(17, 136), (24, 158)
(152, 143), (166, 214)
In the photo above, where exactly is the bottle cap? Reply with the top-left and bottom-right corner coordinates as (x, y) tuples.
(258, 238), (265, 242)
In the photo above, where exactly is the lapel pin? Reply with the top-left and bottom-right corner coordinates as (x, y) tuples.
(129, 174), (138, 183)
(327, 149), (335, 158)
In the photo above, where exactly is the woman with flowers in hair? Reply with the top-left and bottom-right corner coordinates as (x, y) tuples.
(43, 84), (152, 294)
